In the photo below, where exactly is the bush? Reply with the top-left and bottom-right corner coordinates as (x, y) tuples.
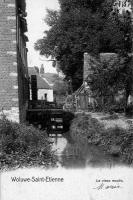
(70, 113), (104, 146)
(101, 113), (119, 120)
(69, 113), (133, 164)
(100, 126), (133, 163)
(63, 111), (74, 132)
(125, 104), (133, 117)
(0, 116), (57, 170)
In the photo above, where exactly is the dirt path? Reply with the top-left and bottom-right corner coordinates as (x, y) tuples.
(90, 112), (132, 129)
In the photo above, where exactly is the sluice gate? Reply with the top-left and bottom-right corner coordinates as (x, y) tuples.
(26, 100), (64, 135)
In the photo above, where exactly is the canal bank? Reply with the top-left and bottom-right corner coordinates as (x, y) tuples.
(50, 112), (133, 168)
(65, 112), (133, 166)
(51, 133), (124, 169)
(0, 110), (132, 171)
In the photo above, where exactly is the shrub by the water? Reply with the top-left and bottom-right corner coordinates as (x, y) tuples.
(70, 113), (104, 145)
(101, 113), (119, 120)
(70, 113), (133, 164)
(125, 104), (133, 117)
(63, 111), (74, 132)
(0, 116), (57, 170)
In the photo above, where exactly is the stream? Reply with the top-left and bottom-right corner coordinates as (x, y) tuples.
(51, 133), (122, 168)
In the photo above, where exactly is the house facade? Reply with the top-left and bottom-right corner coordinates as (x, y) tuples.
(41, 72), (67, 106)
(28, 67), (53, 102)
(0, 0), (29, 122)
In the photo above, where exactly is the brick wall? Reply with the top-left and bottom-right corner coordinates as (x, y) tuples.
(0, 0), (19, 121)
(83, 53), (100, 83)
(0, 0), (29, 123)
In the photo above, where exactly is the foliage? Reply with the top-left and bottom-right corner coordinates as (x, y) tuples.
(53, 79), (68, 95)
(63, 111), (74, 132)
(0, 116), (57, 170)
(89, 8), (132, 108)
(90, 54), (133, 109)
(89, 56), (125, 108)
(70, 113), (133, 164)
(35, 0), (132, 91)
(45, 9), (60, 27)
(101, 113), (119, 120)
(125, 104), (133, 117)
(63, 95), (75, 111)
(70, 113), (104, 146)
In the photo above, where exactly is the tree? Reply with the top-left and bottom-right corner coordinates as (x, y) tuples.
(35, 0), (131, 92)
(53, 79), (68, 95)
(45, 9), (60, 27)
(89, 55), (132, 108)
(89, 8), (132, 108)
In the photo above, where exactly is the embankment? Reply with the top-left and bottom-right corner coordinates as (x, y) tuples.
(69, 113), (133, 165)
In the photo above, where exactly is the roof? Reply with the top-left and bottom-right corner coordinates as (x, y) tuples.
(28, 67), (51, 90)
(74, 83), (91, 97)
(41, 73), (63, 85)
(28, 67), (37, 75)
(37, 76), (51, 89)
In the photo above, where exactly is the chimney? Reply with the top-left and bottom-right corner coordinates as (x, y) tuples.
(83, 53), (91, 83)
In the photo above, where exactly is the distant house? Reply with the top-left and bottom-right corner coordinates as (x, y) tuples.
(28, 67), (53, 102)
(41, 73), (67, 105)
(74, 83), (91, 111)
(72, 53), (99, 111)
(41, 73), (59, 87)
(73, 52), (125, 111)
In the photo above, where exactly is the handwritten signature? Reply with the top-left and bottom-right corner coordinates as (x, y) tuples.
(93, 183), (122, 190)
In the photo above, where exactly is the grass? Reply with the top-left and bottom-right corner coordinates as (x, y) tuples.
(69, 113), (133, 164)
(0, 115), (57, 170)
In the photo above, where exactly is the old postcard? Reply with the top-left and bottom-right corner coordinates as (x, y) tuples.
(0, 0), (133, 199)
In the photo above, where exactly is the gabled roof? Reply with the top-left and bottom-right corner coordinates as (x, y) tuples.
(74, 83), (91, 97)
(37, 76), (51, 89)
(28, 67), (37, 75)
(41, 73), (63, 86)
(28, 67), (51, 90)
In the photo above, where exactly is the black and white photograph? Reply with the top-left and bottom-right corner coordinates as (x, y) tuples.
(0, 0), (133, 199)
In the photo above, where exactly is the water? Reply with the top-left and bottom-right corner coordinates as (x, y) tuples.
(51, 134), (122, 168)
(51, 135), (67, 157)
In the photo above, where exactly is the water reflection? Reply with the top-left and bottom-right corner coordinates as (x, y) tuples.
(51, 135), (67, 156)
(51, 134), (122, 168)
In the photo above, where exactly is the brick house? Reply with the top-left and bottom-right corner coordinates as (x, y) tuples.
(0, 0), (29, 122)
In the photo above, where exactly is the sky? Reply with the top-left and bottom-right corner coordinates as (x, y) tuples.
(26, 0), (59, 73)
(25, 0), (132, 73)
